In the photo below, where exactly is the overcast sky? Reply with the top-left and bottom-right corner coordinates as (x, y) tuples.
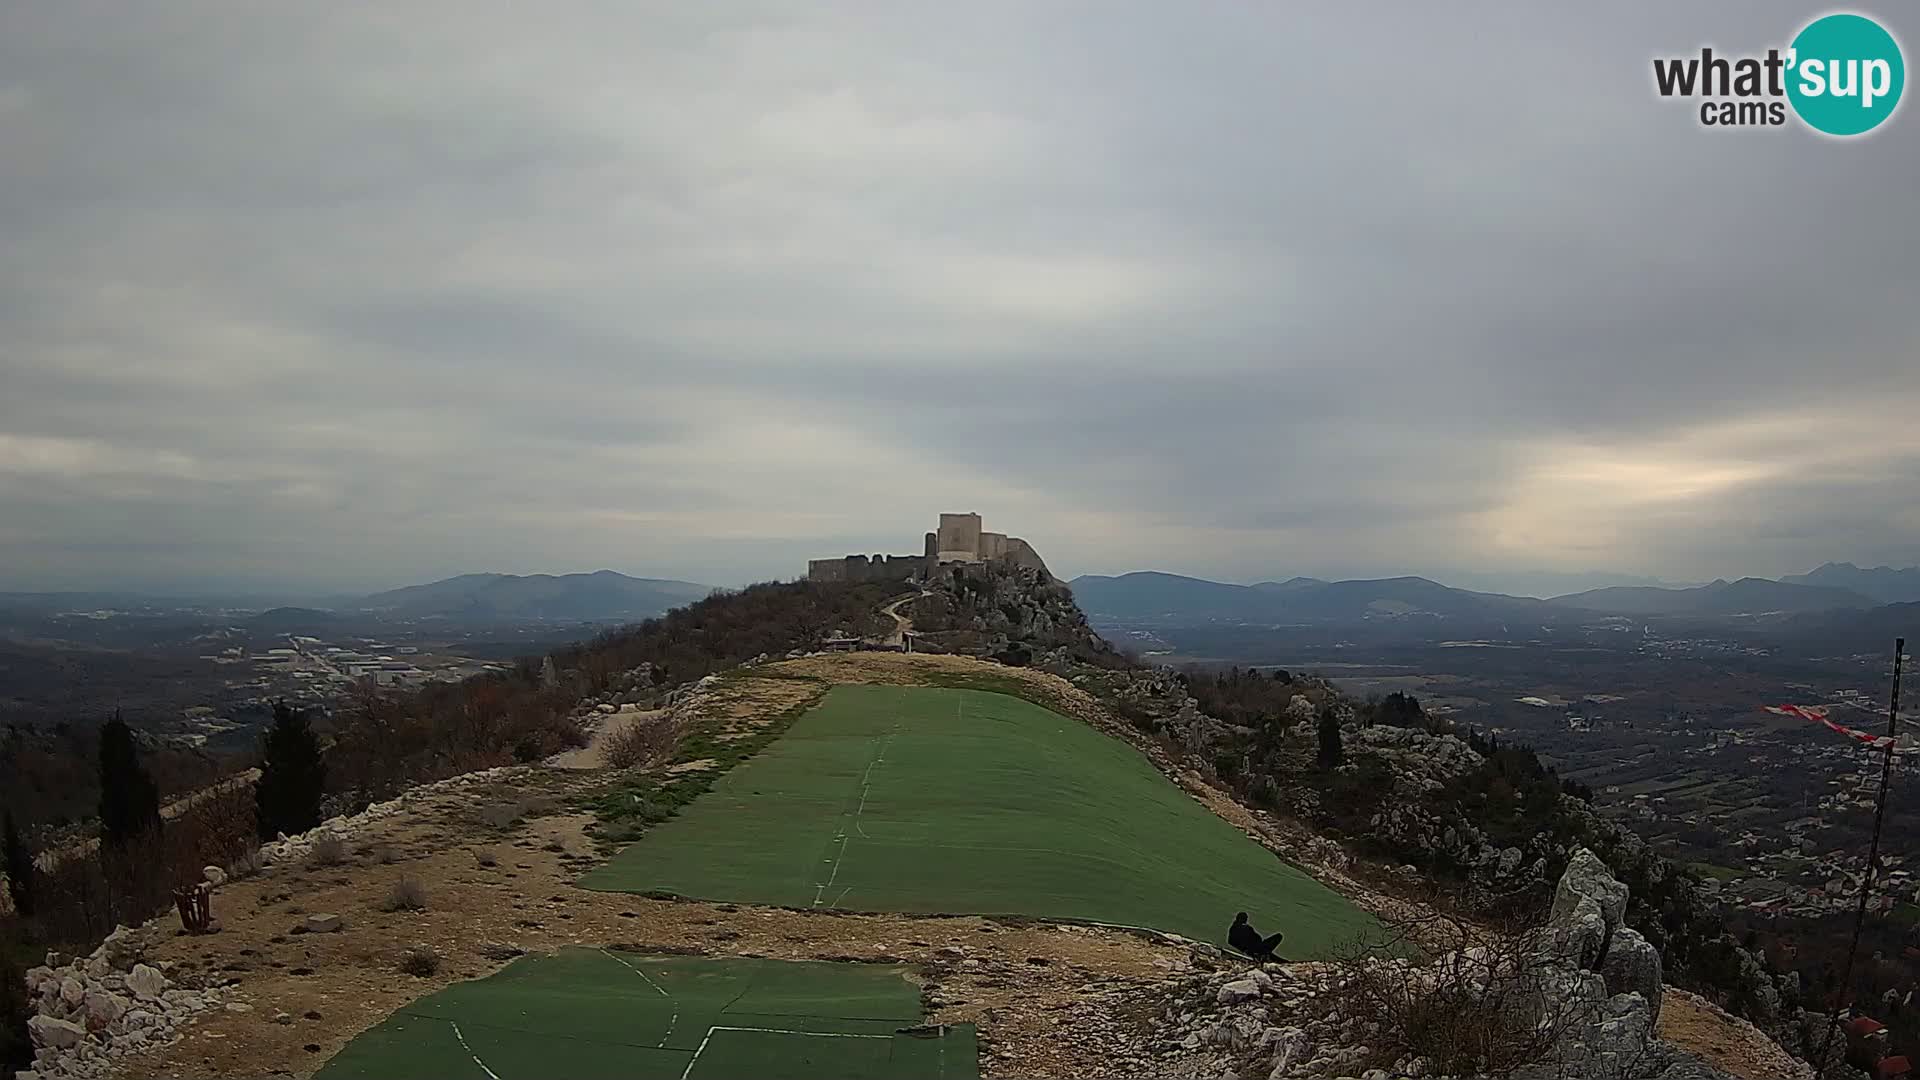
(3, 3), (1916, 596)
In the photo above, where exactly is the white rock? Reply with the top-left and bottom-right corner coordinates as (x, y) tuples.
(1216, 978), (1262, 1004)
(125, 964), (165, 1000)
(306, 913), (344, 933)
(28, 1016), (86, 1050)
(59, 978), (85, 1007)
(84, 990), (127, 1029)
(203, 864), (227, 887)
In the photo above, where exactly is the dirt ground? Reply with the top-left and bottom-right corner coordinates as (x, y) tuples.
(118, 658), (1191, 1080)
(114, 651), (1800, 1080)
(1658, 988), (1814, 1080)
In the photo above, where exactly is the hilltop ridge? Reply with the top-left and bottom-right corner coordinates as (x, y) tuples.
(353, 570), (714, 622)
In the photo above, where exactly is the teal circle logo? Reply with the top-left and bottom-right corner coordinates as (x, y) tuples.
(1787, 13), (1905, 136)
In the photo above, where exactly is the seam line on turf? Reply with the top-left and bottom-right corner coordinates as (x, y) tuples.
(682, 1020), (900, 1075)
(601, 948), (679, 1047)
(448, 1020), (503, 1080)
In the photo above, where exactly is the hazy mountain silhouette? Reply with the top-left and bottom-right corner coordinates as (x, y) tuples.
(1779, 562), (1920, 605)
(355, 571), (714, 622)
(1546, 577), (1873, 616)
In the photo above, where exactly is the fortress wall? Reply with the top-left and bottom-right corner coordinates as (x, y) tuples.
(808, 554), (926, 583)
(1000, 537), (1052, 578)
(809, 515), (1040, 581)
(808, 558), (852, 582)
(937, 512), (983, 559)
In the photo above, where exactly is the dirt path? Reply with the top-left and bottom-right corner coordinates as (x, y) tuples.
(877, 592), (922, 648)
(547, 707), (665, 769)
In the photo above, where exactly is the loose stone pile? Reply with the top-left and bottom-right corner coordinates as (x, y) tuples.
(18, 924), (225, 1080)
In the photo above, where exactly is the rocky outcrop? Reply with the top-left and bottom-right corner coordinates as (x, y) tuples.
(20, 924), (224, 1080)
(1145, 849), (1739, 1080)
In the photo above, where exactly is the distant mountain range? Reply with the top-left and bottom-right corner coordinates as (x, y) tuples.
(1779, 562), (1920, 605)
(351, 572), (715, 622)
(1069, 565), (1904, 624)
(1545, 577), (1874, 616)
(1068, 571), (1551, 623)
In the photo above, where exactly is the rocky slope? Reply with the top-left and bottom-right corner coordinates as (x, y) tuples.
(1141, 850), (1808, 1080)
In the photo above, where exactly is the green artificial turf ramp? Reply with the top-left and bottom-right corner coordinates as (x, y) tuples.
(582, 684), (1380, 957)
(314, 950), (975, 1080)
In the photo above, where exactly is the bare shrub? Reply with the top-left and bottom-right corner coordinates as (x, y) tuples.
(603, 717), (681, 770)
(399, 945), (441, 977)
(1326, 909), (1586, 1079)
(226, 846), (265, 881)
(381, 876), (427, 913)
(372, 845), (398, 865)
(306, 835), (347, 867)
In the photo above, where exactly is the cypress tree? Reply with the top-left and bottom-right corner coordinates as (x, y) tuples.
(1316, 706), (1344, 769)
(255, 701), (327, 840)
(2, 810), (30, 917)
(98, 712), (161, 848)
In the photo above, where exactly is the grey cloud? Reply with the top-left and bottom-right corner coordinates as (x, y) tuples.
(1, 2), (1916, 593)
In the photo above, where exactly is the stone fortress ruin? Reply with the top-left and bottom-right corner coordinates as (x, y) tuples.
(807, 512), (1050, 583)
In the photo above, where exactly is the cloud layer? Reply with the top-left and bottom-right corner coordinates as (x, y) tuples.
(3, 3), (1916, 593)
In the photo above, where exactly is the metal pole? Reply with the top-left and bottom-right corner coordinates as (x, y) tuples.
(1817, 637), (1904, 1074)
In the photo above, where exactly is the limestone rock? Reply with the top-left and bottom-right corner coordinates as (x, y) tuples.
(1552, 847), (1628, 938)
(1601, 926), (1664, 1025)
(126, 964), (165, 1000)
(203, 864), (227, 887)
(28, 1016), (86, 1050)
(59, 978), (85, 1007)
(1216, 978), (1262, 1004)
(83, 991), (127, 1031)
(99, 925), (144, 972)
(305, 913), (344, 934)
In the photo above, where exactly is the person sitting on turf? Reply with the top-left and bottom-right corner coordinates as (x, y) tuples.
(1228, 911), (1283, 960)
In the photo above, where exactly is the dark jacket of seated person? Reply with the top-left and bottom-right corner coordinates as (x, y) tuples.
(1228, 912), (1283, 959)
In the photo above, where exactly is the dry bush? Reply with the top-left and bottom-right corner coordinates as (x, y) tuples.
(603, 717), (681, 770)
(381, 876), (427, 912)
(306, 835), (348, 867)
(371, 844), (398, 865)
(1326, 908), (1587, 1079)
(226, 846), (265, 881)
(399, 945), (441, 977)
(30, 782), (260, 951)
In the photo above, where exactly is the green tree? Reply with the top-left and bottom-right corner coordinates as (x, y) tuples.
(1317, 706), (1344, 769)
(255, 701), (327, 840)
(1, 925), (32, 1079)
(97, 712), (161, 848)
(2, 810), (29, 918)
